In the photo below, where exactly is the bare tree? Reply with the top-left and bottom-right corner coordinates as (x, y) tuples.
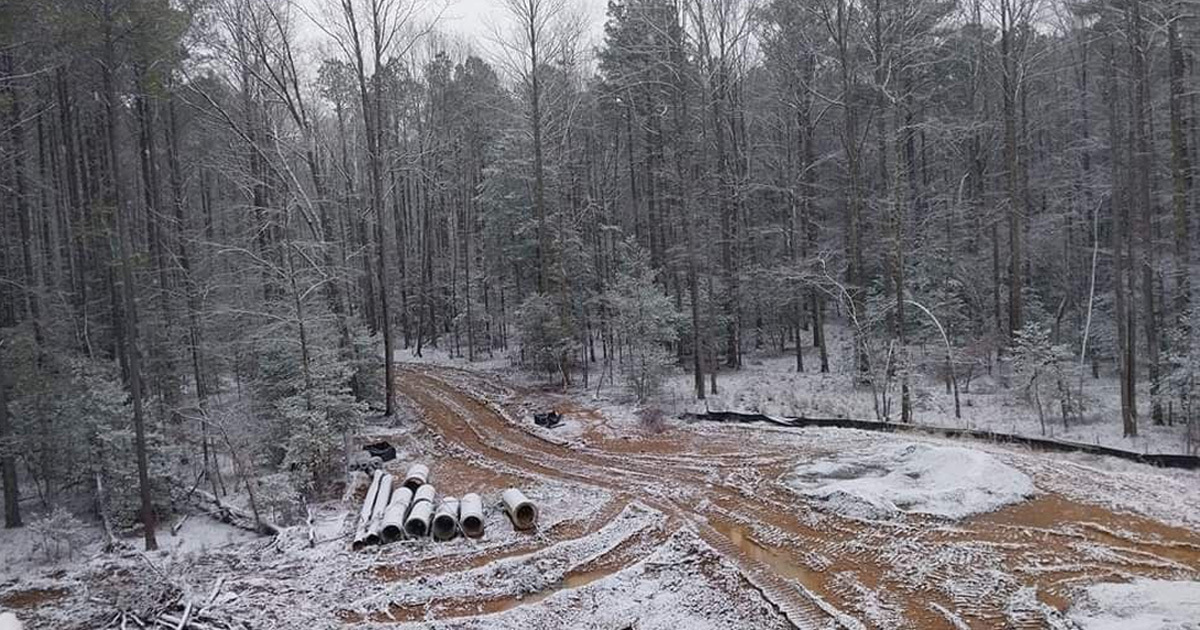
(320, 0), (434, 416)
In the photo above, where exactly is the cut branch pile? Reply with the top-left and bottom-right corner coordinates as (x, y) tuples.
(101, 576), (247, 630)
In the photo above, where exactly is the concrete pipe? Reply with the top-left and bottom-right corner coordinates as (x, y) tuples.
(502, 488), (538, 531)
(412, 483), (436, 506)
(402, 463), (429, 491)
(380, 486), (414, 542)
(405, 499), (434, 538)
(352, 470), (384, 550)
(459, 493), (485, 538)
(364, 474), (394, 545)
(432, 497), (461, 541)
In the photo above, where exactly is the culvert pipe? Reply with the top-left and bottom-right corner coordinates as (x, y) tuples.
(364, 474), (394, 545)
(380, 486), (414, 542)
(459, 493), (484, 538)
(402, 463), (429, 491)
(405, 499), (434, 537)
(413, 483), (436, 506)
(432, 497), (461, 541)
(502, 488), (538, 530)
(352, 470), (384, 550)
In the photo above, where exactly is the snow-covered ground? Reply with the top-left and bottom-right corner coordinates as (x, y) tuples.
(783, 441), (1037, 520)
(661, 352), (1194, 455)
(396, 327), (1197, 455)
(7, 355), (1198, 629)
(1067, 579), (1200, 630)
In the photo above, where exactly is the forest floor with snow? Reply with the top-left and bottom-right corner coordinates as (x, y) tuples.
(410, 323), (1197, 455)
(3, 354), (1200, 629)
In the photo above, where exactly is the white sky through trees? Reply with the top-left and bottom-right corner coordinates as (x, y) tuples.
(293, 0), (607, 59)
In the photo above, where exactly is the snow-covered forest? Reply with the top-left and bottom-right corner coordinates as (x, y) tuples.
(2, 0), (1200, 628)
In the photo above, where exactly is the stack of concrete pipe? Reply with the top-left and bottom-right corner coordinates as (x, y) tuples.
(352, 471), (385, 550)
(380, 486), (414, 542)
(459, 493), (485, 538)
(364, 473), (395, 545)
(432, 497), (461, 541)
(402, 463), (429, 491)
(405, 483), (436, 537)
(352, 464), (543, 548)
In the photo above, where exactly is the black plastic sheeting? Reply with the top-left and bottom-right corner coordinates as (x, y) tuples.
(686, 411), (1200, 470)
(363, 441), (397, 462)
(534, 411), (563, 428)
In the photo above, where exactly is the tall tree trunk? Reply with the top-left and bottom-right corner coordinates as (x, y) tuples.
(102, 0), (158, 550)
(1129, 0), (1162, 424)
(893, 94), (911, 424)
(3, 52), (53, 504)
(527, 0), (548, 293)
(1001, 0), (1023, 340)
(1109, 39), (1137, 438)
(1, 349), (20, 528)
(165, 93), (217, 497)
(339, 0), (397, 415)
(135, 86), (179, 420)
(4, 54), (43, 348)
(1168, 6), (1191, 349)
(837, 0), (866, 375)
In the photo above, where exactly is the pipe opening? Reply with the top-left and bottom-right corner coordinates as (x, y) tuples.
(460, 515), (484, 538)
(512, 504), (536, 529)
(381, 524), (403, 541)
(432, 515), (458, 541)
(502, 489), (538, 531)
(405, 520), (427, 538)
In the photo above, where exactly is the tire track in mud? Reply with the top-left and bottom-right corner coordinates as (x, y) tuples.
(396, 364), (1200, 629)
(396, 367), (842, 628)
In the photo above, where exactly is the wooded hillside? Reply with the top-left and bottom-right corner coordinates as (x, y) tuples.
(2, 0), (1198, 545)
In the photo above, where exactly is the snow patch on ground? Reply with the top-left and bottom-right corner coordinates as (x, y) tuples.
(155, 516), (260, 557)
(0, 612), (23, 630)
(413, 529), (792, 630)
(659, 346), (1195, 456)
(784, 442), (1037, 519)
(1068, 579), (1200, 630)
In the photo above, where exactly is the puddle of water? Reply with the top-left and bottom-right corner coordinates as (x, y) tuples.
(490, 566), (613, 612)
(710, 519), (824, 590)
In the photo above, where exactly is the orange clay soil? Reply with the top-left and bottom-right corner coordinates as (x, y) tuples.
(370, 364), (1200, 629)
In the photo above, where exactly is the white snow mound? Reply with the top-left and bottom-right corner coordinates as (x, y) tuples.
(784, 441), (1036, 519)
(1068, 579), (1200, 630)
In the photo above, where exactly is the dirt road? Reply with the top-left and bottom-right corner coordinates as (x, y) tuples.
(395, 364), (1200, 629)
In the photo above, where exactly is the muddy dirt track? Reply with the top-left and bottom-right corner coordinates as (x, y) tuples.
(394, 364), (1200, 629)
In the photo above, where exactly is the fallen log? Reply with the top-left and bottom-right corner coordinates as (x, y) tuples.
(190, 488), (279, 536)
